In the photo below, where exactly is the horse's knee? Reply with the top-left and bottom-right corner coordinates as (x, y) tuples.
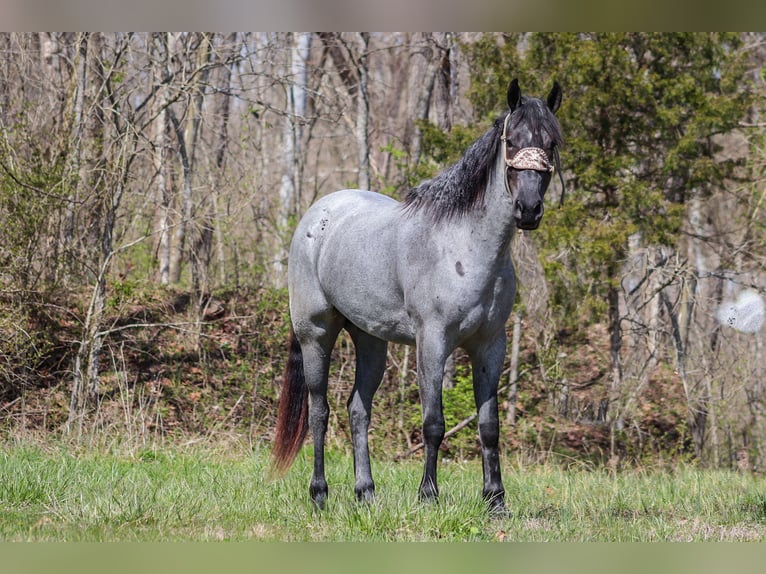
(422, 417), (445, 446)
(478, 421), (499, 448)
(347, 394), (370, 426)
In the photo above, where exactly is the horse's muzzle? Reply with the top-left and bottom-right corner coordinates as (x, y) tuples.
(513, 199), (544, 230)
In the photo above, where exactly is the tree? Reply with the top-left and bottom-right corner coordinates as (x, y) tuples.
(68, 33), (146, 433)
(167, 33), (213, 285)
(274, 32), (312, 286)
(462, 32), (756, 460)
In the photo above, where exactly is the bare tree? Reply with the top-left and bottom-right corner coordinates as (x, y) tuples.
(274, 32), (312, 286)
(68, 34), (144, 434)
(153, 32), (172, 285)
(168, 33), (212, 285)
(198, 32), (239, 292)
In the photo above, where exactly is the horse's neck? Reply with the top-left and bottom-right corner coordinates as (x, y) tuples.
(460, 159), (516, 261)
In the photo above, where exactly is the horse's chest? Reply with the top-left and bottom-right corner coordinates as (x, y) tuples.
(408, 260), (515, 338)
(455, 273), (514, 333)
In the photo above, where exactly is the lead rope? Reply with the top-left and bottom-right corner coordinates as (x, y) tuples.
(554, 146), (565, 206)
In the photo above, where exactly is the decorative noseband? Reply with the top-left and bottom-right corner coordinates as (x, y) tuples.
(500, 111), (566, 206)
(501, 113), (553, 173)
(505, 146), (553, 172)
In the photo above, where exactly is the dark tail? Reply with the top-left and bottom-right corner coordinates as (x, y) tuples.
(271, 329), (308, 476)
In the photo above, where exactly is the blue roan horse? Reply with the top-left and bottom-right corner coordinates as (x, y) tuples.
(272, 79), (564, 514)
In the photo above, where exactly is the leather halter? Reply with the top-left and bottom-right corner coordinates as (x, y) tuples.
(501, 112), (566, 205)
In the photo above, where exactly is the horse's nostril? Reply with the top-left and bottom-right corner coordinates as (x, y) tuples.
(515, 199), (543, 219)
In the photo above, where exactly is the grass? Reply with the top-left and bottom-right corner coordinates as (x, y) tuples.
(1, 441), (765, 541)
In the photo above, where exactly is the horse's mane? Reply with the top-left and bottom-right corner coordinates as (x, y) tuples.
(403, 98), (563, 223)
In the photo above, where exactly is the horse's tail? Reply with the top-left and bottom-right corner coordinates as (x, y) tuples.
(270, 329), (309, 476)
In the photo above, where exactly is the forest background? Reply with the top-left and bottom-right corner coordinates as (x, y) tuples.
(1, 32), (766, 472)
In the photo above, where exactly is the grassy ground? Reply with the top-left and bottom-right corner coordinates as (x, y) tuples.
(1, 441), (765, 541)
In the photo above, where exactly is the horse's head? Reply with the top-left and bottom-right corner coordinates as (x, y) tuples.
(502, 78), (563, 230)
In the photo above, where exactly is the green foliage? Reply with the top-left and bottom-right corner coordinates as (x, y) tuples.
(378, 123), (484, 196)
(415, 121), (482, 172)
(0, 124), (67, 291)
(455, 32), (755, 330)
(0, 116), (69, 396)
(376, 143), (410, 196)
(108, 278), (141, 309)
(441, 363), (479, 455)
(461, 33), (524, 121)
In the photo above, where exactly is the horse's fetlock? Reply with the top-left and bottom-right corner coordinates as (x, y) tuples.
(422, 420), (445, 443)
(478, 421), (499, 447)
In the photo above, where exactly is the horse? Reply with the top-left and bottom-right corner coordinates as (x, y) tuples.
(271, 78), (564, 514)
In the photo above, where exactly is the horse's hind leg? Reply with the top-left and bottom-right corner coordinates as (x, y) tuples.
(346, 326), (388, 502)
(296, 318), (342, 510)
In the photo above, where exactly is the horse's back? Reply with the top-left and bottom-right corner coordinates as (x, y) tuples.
(290, 190), (400, 262)
(289, 190), (415, 343)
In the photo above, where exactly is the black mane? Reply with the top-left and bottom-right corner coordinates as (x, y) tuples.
(403, 98), (563, 223)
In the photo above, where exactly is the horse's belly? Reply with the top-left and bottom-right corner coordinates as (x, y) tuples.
(350, 309), (416, 344)
(329, 289), (416, 345)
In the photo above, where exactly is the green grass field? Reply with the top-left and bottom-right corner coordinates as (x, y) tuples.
(1, 442), (765, 541)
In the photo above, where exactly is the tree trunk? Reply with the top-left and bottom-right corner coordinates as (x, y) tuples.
(208, 32), (238, 288)
(169, 32), (211, 285)
(355, 32), (370, 191)
(153, 32), (172, 285)
(409, 33), (439, 167)
(274, 32), (311, 287)
(62, 32), (89, 278)
(506, 311), (522, 425)
(68, 34), (133, 436)
(607, 281), (624, 457)
(435, 32), (458, 132)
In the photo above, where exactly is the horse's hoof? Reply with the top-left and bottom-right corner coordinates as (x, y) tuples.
(355, 484), (376, 504)
(418, 487), (439, 504)
(311, 493), (327, 511)
(487, 499), (511, 518)
(310, 482), (328, 510)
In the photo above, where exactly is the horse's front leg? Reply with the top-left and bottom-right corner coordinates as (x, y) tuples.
(415, 329), (449, 502)
(467, 333), (507, 515)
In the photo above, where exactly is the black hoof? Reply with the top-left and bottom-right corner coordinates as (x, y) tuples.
(418, 486), (439, 504)
(310, 482), (328, 510)
(485, 492), (510, 518)
(483, 487), (509, 515)
(355, 484), (375, 504)
(488, 500), (512, 518)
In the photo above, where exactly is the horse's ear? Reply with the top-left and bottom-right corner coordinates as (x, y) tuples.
(507, 78), (521, 112)
(547, 81), (562, 114)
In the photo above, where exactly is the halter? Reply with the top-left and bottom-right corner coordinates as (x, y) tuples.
(501, 113), (566, 205)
